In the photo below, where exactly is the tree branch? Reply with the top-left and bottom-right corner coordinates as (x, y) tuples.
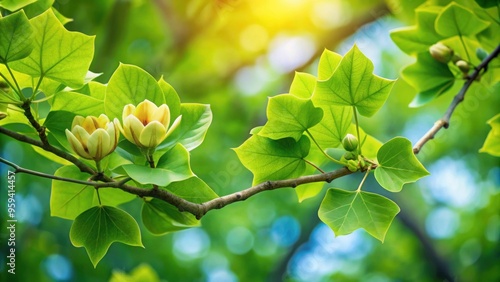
(413, 43), (500, 154)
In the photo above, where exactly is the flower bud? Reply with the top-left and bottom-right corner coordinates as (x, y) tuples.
(429, 43), (454, 63)
(342, 134), (358, 152)
(456, 60), (470, 74)
(343, 151), (357, 160)
(119, 99), (182, 149)
(347, 160), (358, 172)
(65, 114), (119, 161)
(0, 112), (6, 120)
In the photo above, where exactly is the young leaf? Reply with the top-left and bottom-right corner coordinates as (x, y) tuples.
(309, 105), (353, 149)
(435, 3), (490, 37)
(50, 166), (135, 220)
(142, 198), (200, 235)
(289, 72), (316, 98)
(259, 94), (323, 141)
(234, 135), (310, 185)
(10, 9), (94, 88)
(479, 113), (500, 157)
(165, 176), (218, 203)
(314, 45), (396, 117)
(121, 144), (194, 187)
(70, 206), (143, 267)
(374, 137), (429, 192)
(51, 91), (104, 116)
(158, 103), (212, 151)
(317, 49), (342, 80)
(105, 64), (165, 120)
(0, 10), (34, 63)
(390, 7), (444, 55)
(318, 188), (400, 242)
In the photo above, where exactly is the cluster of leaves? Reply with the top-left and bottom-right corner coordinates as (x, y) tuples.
(390, 0), (500, 154)
(235, 45), (430, 242)
(0, 3), (217, 267)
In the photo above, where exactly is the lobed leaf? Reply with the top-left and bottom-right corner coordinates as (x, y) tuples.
(309, 105), (352, 149)
(318, 188), (400, 242)
(435, 3), (490, 37)
(164, 176), (218, 203)
(0, 10), (34, 63)
(70, 206), (143, 267)
(374, 137), (429, 192)
(289, 72), (316, 98)
(479, 113), (500, 157)
(317, 49), (342, 80)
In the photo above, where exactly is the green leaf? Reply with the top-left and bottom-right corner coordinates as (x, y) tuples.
(105, 64), (165, 120)
(234, 135), (310, 185)
(51, 91), (104, 116)
(159, 103), (212, 151)
(309, 105), (352, 149)
(435, 3), (490, 37)
(318, 188), (400, 242)
(259, 94), (323, 141)
(390, 7), (444, 55)
(314, 45), (396, 117)
(142, 198), (199, 235)
(401, 52), (455, 107)
(475, 0), (498, 8)
(50, 165), (135, 220)
(164, 176), (218, 203)
(289, 72), (316, 98)
(318, 49), (342, 80)
(10, 9), (94, 88)
(374, 137), (429, 192)
(122, 144), (194, 187)
(44, 110), (76, 151)
(0, 10), (33, 63)
(0, 0), (36, 11)
(158, 77), (181, 121)
(110, 264), (160, 282)
(479, 113), (500, 157)
(70, 206), (143, 267)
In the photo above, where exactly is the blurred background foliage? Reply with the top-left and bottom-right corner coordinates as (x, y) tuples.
(1, 0), (499, 281)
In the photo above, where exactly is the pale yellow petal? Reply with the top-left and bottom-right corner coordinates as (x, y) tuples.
(165, 115), (182, 139)
(88, 128), (111, 161)
(81, 116), (98, 133)
(71, 116), (85, 128)
(123, 115), (145, 147)
(72, 125), (91, 148)
(152, 104), (170, 127)
(135, 99), (157, 124)
(96, 114), (110, 128)
(140, 121), (167, 148)
(65, 129), (92, 159)
(122, 104), (136, 122)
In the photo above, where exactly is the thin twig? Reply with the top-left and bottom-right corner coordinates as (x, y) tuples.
(413, 43), (500, 154)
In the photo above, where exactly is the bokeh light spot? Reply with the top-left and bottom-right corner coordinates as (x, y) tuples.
(226, 226), (254, 255)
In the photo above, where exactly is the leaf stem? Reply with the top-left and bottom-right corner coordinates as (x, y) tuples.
(458, 35), (472, 65)
(0, 71), (23, 101)
(356, 166), (371, 192)
(96, 189), (102, 206)
(352, 106), (362, 156)
(5, 64), (24, 99)
(305, 129), (345, 165)
(304, 159), (325, 173)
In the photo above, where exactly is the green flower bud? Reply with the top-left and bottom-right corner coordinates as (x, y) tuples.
(343, 151), (357, 160)
(429, 43), (454, 63)
(342, 134), (358, 152)
(456, 60), (470, 74)
(347, 160), (358, 172)
(0, 112), (6, 120)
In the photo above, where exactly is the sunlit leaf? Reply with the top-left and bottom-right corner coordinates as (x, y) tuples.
(110, 264), (160, 282)
(319, 188), (400, 242)
(259, 94), (323, 141)
(309, 105), (352, 149)
(70, 206), (143, 267)
(289, 72), (316, 98)
(142, 198), (199, 235)
(51, 91), (104, 116)
(164, 176), (218, 203)
(0, 0), (36, 11)
(317, 49), (342, 80)
(435, 3), (490, 37)
(479, 113), (500, 157)
(314, 44), (396, 117)
(374, 137), (429, 192)
(10, 9), (94, 88)
(0, 10), (33, 63)
(158, 77), (181, 121)
(234, 134), (310, 185)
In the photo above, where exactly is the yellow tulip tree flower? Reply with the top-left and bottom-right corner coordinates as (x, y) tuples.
(119, 99), (182, 151)
(65, 114), (120, 165)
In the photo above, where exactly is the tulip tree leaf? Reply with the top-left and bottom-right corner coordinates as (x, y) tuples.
(110, 264), (160, 282)
(70, 205), (143, 268)
(259, 94), (323, 141)
(234, 134), (310, 185)
(479, 113), (500, 157)
(374, 137), (429, 192)
(314, 45), (396, 117)
(309, 105), (353, 149)
(105, 64), (165, 120)
(159, 103), (212, 151)
(121, 144), (194, 187)
(10, 9), (94, 88)
(51, 91), (104, 116)
(164, 176), (218, 203)
(435, 3), (490, 37)
(289, 72), (316, 98)
(0, 10), (34, 63)
(50, 165), (136, 220)
(318, 49), (342, 80)
(158, 77), (181, 121)
(401, 52), (455, 107)
(142, 198), (200, 235)
(390, 7), (444, 55)
(318, 188), (400, 242)
(0, 0), (36, 12)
